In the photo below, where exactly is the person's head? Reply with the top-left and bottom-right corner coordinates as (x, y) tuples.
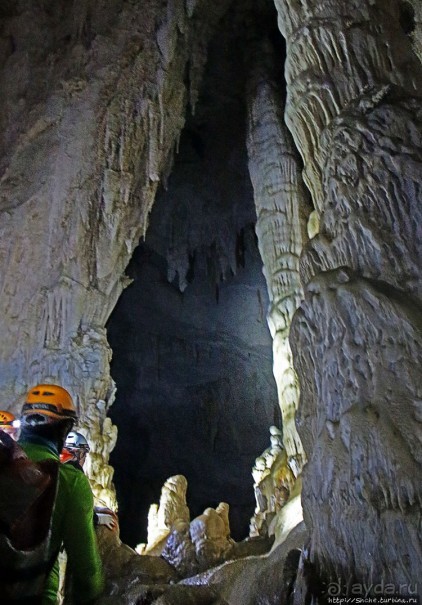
(63, 431), (90, 467)
(0, 410), (20, 441)
(20, 384), (77, 451)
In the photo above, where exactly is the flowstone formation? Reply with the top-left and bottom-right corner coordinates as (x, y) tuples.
(0, 0), (234, 504)
(136, 474), (274, 574)
(161, 503), (234, 577)
(246, 36), (311, 477)
(249, 426), (296, 538)
(95, 473), (280, 605)
(139, 475), (191, 555)
(276, 0), (422, 592)
(1, 0), (422, 601)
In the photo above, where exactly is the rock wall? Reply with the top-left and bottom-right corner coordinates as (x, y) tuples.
(0, 0), (230, 503)
(276, 0), (422, 590)
(107, 1), (280, 545)
(1, 0), (422, 595)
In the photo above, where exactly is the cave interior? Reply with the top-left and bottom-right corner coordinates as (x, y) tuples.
(107, 0), (284, 546)
(1, 0), (422, 601)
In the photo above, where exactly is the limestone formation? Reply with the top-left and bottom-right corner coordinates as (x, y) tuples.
(249, 426), (296, 538)
(95, 526), (179, 604)
(161, 502), (235, 578)
(1, 0), (422, 600)
(107, 20), (279, 536)
(93, 471), (281, 603)
(0, 0), (231, 503)
(137, 475), (260, 578)
(276, 0), (422, 592)
(89, 466), (303, 604)
(182, 520), (308, 605)
(140, 475), (190, 554)
(246, 36), (311, 475)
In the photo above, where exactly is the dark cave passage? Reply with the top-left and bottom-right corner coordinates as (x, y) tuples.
(107, 1), (283, 547)
(107, 231), (279, 546)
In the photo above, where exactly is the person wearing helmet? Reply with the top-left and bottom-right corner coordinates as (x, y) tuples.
(61, 430), (91, 468)
(0, 410), (20, 441)
(61, 431), (117, 532)
(13, 384), (104, 605)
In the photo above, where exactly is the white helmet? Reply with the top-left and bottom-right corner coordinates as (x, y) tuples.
(65, 431), (90, 451)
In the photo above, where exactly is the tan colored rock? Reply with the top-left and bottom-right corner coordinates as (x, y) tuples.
(189, 507), (234, 568)
(249, 426), (296, 538)
(246, 37), (311, 475)
(141, 475), (190, 554)
(161, 503), (235, 578)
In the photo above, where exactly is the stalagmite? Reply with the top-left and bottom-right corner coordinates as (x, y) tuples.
(140, 475), (190, 554)
(249, 426), (296, 538)
(1, 0), (422, 600)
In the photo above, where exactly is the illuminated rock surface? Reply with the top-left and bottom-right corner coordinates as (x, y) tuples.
(276, 0), (422, 592)
(1, 0), (421, 602)
(249, 426), (297, 538)
(246, 37), (311, 476)
(94, 477), (303, 605)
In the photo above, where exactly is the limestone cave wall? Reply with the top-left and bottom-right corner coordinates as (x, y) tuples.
(246, 33), (312, 477)
(0, 0), (234, 504)
(277, 0), (422, 591)
(0, 0), (422, 599)
(106, 37), (280, 540)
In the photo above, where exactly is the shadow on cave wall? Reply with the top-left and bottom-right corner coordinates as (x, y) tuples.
(107, 0), (284, 547)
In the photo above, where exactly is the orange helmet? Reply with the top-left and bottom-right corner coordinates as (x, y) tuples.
(0, 410), (15, 426)
(22, 384), (77, 421)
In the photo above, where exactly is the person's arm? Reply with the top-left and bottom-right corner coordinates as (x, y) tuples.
(62, 471), (104, 604)
(42, 557), (60, 605)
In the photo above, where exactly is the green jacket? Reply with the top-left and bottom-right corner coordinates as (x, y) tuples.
(20, 438), (104, 604)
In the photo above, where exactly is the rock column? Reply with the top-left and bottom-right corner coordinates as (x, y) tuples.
(246, 37), (311, 476)
(277, 0), (422, 588)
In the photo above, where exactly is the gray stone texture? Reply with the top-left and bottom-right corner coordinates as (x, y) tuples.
(0, 0), (232, 503)
(1, 0), (422, 600)
(276, 0), (422, 591)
